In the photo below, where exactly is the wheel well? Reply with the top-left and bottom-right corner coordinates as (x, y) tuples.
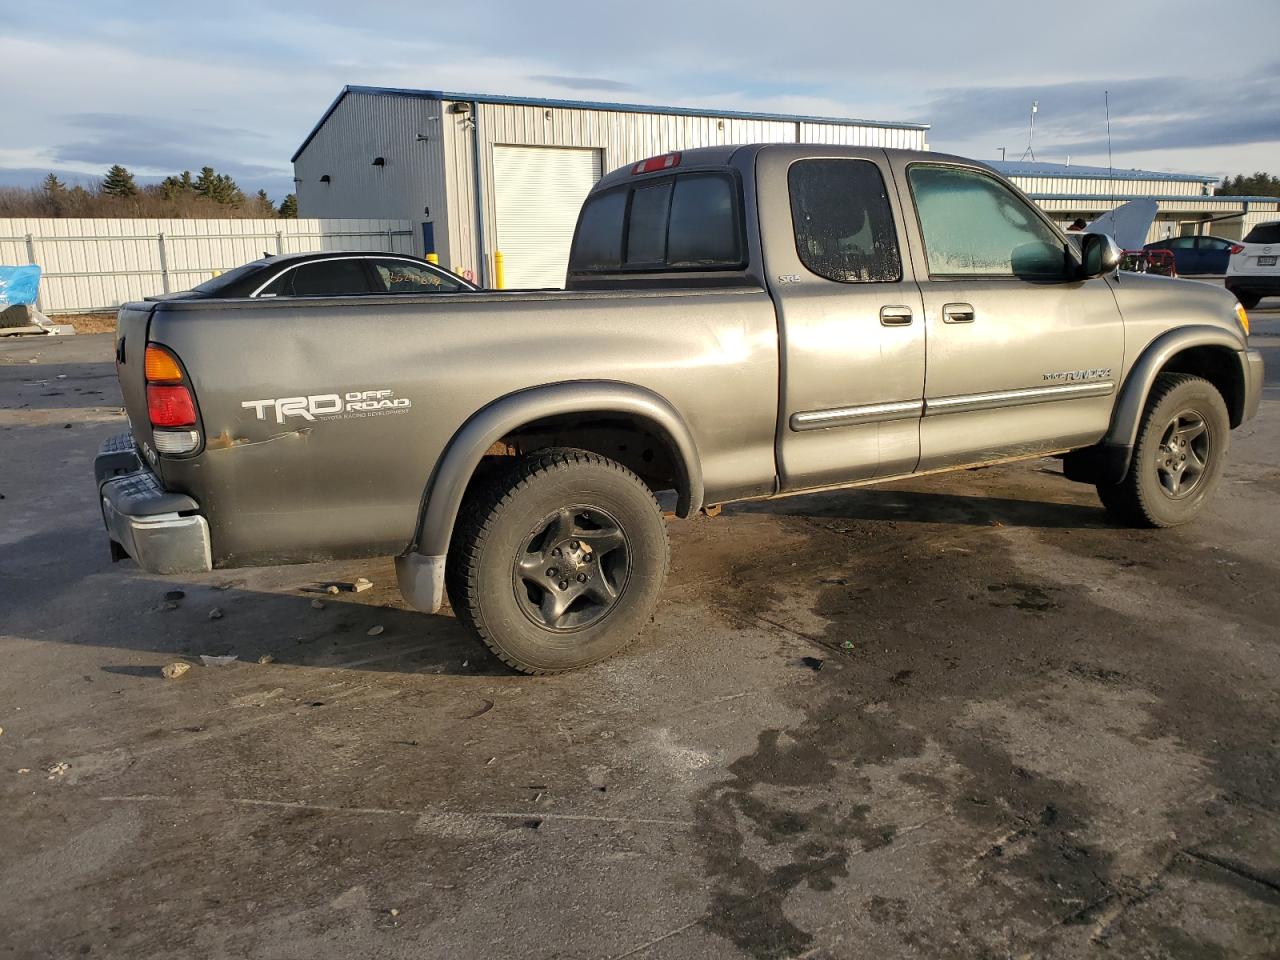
(1159, 346), (1245, 427)
(462, 412), (688, 509)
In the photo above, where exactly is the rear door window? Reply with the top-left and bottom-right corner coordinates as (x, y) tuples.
(264, 259), (372, 297)
(788, 159), (901, 282)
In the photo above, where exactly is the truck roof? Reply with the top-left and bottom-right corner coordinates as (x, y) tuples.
(592, 143), (987, 192)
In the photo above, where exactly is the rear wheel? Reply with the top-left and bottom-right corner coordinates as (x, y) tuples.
(446, 448), (669, 674)
(1095, 373), (1229, 527)
(1235, 292), (1261, 310)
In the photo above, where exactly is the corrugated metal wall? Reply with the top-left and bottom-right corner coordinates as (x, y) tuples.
(435, 99), (928, 285)
(1034, 197), (1280, 245)
(294, 92), (449, 262)
(0, 217), (413, 314)
(1008, 175), (1209, 198)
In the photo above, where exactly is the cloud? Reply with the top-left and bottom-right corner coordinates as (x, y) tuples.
(528, 75), (636, 93)
(920, 62), (1280, 157)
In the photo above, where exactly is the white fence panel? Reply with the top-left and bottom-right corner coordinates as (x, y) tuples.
(0, 217), (414, 314)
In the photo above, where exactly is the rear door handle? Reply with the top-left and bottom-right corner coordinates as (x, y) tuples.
(942, 302), (975, 324)
(880, 305), (914, 326)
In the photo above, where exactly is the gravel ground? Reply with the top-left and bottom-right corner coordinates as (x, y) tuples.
(1, 322), (1278, 960)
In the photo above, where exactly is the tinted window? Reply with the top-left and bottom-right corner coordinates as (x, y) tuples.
(668, 174), (742, 266)
(627, 182), (672, 265)
(272, 259), (371, 297)
(908, 165), (1070, 279)
(1244, 223), (1280, 244)
(569, 172), (743, 273)
(370, 260), (464, 293)
(191, 259), (271, 295)
(788, 159), (901, 282)
(572, 190), (626, 270)
(1201, 237), (1232, 250)
(1169, 236), (1197, 249)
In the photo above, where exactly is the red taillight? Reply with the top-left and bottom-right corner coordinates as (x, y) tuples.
(147, 385), (197, 427)
(1230, 244), (1245, 255)
(631, 152), (681, 175)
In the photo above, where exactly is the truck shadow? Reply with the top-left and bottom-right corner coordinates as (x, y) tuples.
(0, 526), (503, 678)
(734, 484), (1110, 529)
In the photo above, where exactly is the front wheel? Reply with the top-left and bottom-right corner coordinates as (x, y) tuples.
(446, 448), (669, 674)
(1095, 373), (1229, 527)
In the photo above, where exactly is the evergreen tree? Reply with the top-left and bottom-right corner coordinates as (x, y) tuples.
(278, 193), (298, 218)
(101, 164), (139, 198)
(249, 189), (275, 216)
(42, 173), (68, 215)
(161, 170), (196, 199)
(193, 166), (245, 206)
(1217, 172), (1280, 198)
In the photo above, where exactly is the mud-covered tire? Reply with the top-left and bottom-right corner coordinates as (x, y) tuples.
(446, 448), (669, 674)
(1096, 373), (1229, 527)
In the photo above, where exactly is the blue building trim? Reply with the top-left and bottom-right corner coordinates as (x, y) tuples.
(292, 84), (930, 162)
(990, 160), (1216, 184)
(1028, 193), (1280, 203)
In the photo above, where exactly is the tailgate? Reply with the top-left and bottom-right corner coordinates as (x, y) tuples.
(1231, 240), (1279, 276)
(113, 303), (158, 467)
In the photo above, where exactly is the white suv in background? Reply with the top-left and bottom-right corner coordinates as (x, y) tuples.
(1227, 220), (1280, 308)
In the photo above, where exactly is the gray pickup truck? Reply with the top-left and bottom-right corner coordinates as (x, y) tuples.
(96, 144), (1263, 673)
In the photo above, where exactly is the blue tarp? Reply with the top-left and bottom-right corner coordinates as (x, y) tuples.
(0, 265), (41, 307)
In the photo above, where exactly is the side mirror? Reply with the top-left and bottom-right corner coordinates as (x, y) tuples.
(1079, 232), (1122, 278)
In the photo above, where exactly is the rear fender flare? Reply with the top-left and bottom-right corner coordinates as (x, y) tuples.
(413, 381), (703, 558)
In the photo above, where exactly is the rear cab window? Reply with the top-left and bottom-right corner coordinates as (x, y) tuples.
(569, 170), (745, 276)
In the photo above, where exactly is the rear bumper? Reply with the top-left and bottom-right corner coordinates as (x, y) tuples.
(1226, 275), (1280, 296)
(96, 432), (212, 575)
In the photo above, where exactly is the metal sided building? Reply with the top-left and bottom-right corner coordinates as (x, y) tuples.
(291, 85), (930, 288)
(989, 161), (1280, 244)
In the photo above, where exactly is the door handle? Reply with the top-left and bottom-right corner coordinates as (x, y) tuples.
(942, 302), (975, 324)
(880, 305), (914, 326)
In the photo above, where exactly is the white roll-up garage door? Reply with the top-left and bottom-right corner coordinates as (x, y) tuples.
(492, 145), (603, 289)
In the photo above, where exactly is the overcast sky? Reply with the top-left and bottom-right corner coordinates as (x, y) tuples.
(3, 0), (1278, 201)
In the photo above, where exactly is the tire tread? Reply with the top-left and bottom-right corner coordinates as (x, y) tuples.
(445, 447), (667, 675)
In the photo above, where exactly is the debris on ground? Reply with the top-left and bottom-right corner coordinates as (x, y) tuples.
(461, 699), (494, 720)
(822, 576), (850, 586)
(799, 656), (825, 671)
(326, 585), (340, 595)
(310, 599), (325, 610)
(367, 625), (384, 637)
(389, 908), (400, 917)
(841, 640), (855, 651)
(257, 654), (275, 664)
(208, 608), (223, 620)
(161, 662), (191, 680)
(17, 768), (30, 774)
(0, 726), (4, 737)
(46, 762), (69, 779)
(199, 654), (238, 667)
(353, 578), (373, 593)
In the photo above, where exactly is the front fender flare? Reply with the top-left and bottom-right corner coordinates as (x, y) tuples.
(412, 380), (704, 559)
(1106, 325), (1246, 452)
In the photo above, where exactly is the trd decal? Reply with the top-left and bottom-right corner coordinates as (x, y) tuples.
(242, 389), (412, 424)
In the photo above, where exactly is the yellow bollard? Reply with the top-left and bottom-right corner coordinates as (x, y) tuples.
(493, 250), (505, 290)
(425, 252), (439, 264)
